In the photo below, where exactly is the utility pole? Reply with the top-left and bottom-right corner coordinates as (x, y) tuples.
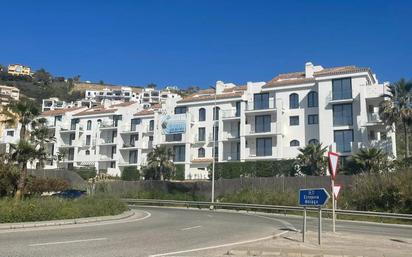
(210, 86), (217, 208)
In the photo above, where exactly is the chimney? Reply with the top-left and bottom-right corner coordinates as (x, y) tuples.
(305, 62), (314, 78)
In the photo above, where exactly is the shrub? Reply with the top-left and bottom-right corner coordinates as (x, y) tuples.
(75, 167), (97, 180)
(0, 161), (19, 197)
(0, 196), (127, 223)
(172, 164), (185, 180)
(208, 160), (297, 179)
(27, 177), (70, 194)
(121, 167), (140, 181)
(219, 189), (298, 206)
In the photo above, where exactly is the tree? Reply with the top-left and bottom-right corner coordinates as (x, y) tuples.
(0, 155), (19, 197)
(30, 118), (55, 168)
(146, 146), (175, 180)
(351, 148), (392, 174)
(379, 79), (412, 158)
(295, 143), (328, 176)
(33, 68), (52, 83)
(1, 100), (40, 140)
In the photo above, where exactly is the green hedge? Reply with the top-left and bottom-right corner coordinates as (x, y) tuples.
(121, 167), (140, 181)
(208, 160), (297, 179)
(0, 196), (127, 223)
(173, 164), (185, 180)
(75, 167), (97, 180)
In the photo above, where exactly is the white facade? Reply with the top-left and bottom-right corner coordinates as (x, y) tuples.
(0, 62), (396, 179)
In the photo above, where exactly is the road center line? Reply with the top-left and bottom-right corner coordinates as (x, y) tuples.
(29, 237), (107, 247)
(180, 225), (202, 231)
(149, 231), (288, 257)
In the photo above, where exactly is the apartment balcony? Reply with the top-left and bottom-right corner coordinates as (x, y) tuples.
(79, 139), (96, 148)
(142, 125), (154, 134)
(244, 123), (279, 137)
(245, 99), (276, 115)
(365, 84), (387, 99)
(160, 134), (187, 145)
(222, 131), (240, 141)
(192, 135), (207, 144)
(223, 152), (240, 161)
(326, 93), (354, 104)
(137, 140), (153, 149)
(365, 112), (384, 126)
(119, 125), (139, 134)
(99, 122), (118, 131)
(98, 155), (117, 162)
(330, 142), (360, 156)
(59, 123), (79, 133)
(59, 142), (78, 148)
(221, 109), (240, 120)
(118, 162), (138, 167)
(119, 143), (139, 151)
(97, 138), (117, 146)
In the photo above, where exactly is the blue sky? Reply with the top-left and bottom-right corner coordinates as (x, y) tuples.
(1, 0), (411, 88)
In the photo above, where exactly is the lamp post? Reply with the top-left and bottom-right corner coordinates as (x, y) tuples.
(210, 86), (217, 207)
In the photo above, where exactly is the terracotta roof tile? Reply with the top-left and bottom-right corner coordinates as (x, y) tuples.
(73, 108), (118, 117)
(41, 107), (85, 117)
(178, 92), (243, 103)
(133, 109), (155, 116)
(191, 158), (214, 164)
(110, 101), (138, 107)
(263, 78), (315, 88)
(222, 85), (247, 93)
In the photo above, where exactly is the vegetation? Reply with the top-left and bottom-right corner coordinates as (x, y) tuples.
(26, 177), (70, 194)
(121, 166), (140, 181)
(379, 79), (412, 158)
(295, 143), (328, 175)
(120, 190), (206, 201)
(144, 146), (175, 180)
(208, 160), (296, 179)
(350, 148), (392, 174)
(0, 196), (127, 223)
(75, 167), (97, 180)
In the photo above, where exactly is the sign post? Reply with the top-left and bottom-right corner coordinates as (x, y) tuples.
(328, 152), (339, 233)
(299, 188), (330, 245)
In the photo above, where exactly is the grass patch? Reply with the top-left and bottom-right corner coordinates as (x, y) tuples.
(0, 196), (127, 223)
(120, 190), (207, 201)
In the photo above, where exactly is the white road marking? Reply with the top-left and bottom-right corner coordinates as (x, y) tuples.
(149, 231), (288, 257)
(180, 225), (202, 231)
(0, 210), (151, 234)
(29, 237), (107, 247)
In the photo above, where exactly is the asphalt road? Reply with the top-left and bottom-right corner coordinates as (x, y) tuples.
(0, 206), (410, 257)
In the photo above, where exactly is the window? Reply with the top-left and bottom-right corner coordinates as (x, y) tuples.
(149, 120), (154, 131)
(332, 78), (352, 100)
(213, 146), (219, 160)
(256, 138), (272, 156)
(113, 115), (122, 127)
(198, 147), (205, 158)
(307, 91), (318, 107)
(6, 130), (14, 137)
(308, 139), (319, 145)
(175, 106), (187, 114)
(235, 101), (241, 117)
(333, 104), (353, 126)
(213, 126), (219, 141)
(253, 93), (269, 110)
(369, 130), (376, 140)
(255, 115), (271, 132)
(111, 146), (116, 159)
(199, 108), (206, 121)
(149, 136), (153, 141)
(130, 134), (138, 146)
(131, 118), (140, 131)
(290, 140), (300, 147)
(289, 93), (299, 109)
(308, 114), (319, 125)
(290, 116), (299, 126)
(87, 120), (92, 130)
(334, 130), (353, 153)
(129, 150), (138, 163)
(213, 107), (220, 120)
(166, 134), (182, 142)
(85, 150), (90, 155)
(381, 132), (387, 140)
(198, 127), (206, 141)
(173, 145), (185, 162)
(86, 135), (91, 145)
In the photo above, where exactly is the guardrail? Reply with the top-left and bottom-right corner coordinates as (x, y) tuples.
(122, 198), (412, 221)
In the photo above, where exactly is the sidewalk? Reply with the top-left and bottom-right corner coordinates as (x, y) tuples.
(0, 210), (135, 230)
(227, 230), (412, 257)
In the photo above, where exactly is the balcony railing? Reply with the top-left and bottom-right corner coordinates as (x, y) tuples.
(224, 152), (240, 161)
(221, 109), (240, 119)
(367, 112), (382, 123)
(246, 99), (275, 111)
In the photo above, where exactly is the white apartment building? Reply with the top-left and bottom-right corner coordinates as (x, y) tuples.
(42, 98), (95, 112)
(0, 85), (20, 105)
(0, 62), (396, 179)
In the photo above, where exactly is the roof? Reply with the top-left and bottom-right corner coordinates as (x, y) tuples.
(263, 65), (375, 89)
(178, 92), (243, 103)
(222, 85), (247, 93)
(133, 109), (155, 116)
(191, 158), (214, 164)
(109, 101), (138, 108)
(41, 107), (85, 117)
(73, 107), (118, 117)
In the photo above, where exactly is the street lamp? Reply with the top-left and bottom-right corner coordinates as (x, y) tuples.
(209, 86), (217, 206)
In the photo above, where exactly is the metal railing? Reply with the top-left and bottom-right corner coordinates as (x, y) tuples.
(123, 199), (412, 221)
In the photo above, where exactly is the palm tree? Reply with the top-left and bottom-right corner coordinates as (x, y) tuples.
(379, 79), (412, 158)
(352, 148), (390, 174)
(30, 120), (55, 169)
(1, 100), (40, 140)
(10, 140), (46, 200)
(296, 143), (328, 176)
(147, 146), (175, 180)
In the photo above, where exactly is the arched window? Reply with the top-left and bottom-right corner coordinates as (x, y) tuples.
(199, 108), (206, 121)
(308, 139), (319, 145)
(87, 120), (92, 130)
(198, 147), (205, 158)
(97, 119), (102, 128)
(213, 107), (220, 120)
(290, 140), (300, 147)
(307, 91), (318, 108)
(85, 150), (90, 155)
(289, 93), (299, 109)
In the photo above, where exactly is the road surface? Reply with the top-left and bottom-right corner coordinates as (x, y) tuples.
(0, 206), (410, 257)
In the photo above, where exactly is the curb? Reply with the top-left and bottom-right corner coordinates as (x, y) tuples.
(0, 210), (135, 230)
(227, 247), (380, 257)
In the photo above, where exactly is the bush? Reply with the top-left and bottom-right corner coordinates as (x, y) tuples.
(208, 160), (297, 179)
(27, 177), (70, 194)
(121, 167), (140, 181)
(172, 164), (185, 180)
(219, 189), (298, 206)
(0, 161), (19, 197)
(0, 196), (127, 223)
(75, 167), (97, 180)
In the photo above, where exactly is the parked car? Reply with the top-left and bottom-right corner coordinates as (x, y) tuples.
(52, 189), (86, 199)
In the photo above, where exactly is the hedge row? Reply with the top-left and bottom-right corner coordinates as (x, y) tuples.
(209, 160), (296, 179)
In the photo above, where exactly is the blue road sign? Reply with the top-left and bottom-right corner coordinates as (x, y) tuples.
(299, 188), (330, 206)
